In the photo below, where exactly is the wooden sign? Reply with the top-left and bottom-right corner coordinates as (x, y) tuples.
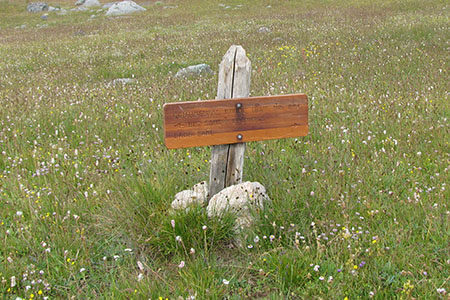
(163, 93), (308, 149)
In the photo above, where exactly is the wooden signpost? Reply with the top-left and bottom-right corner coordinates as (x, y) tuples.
(163, 45), (308, 199)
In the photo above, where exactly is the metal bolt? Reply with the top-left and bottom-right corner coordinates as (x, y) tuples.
(236, 103), (242, 109)
(237, 134), (243, 140)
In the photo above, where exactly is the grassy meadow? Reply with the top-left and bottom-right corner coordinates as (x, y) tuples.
(0, 0), (449, 298)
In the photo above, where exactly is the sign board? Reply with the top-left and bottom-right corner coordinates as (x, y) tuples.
(163, 93), (308, 149)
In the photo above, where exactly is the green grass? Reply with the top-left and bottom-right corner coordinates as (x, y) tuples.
(0, 0), (449, 298)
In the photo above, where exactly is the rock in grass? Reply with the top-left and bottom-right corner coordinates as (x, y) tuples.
(112, 78), (136, 85)
(105, 1), (146, 16)
(258, 26), (271, 33)
(75, 0), (86, 5)
(175, 64), (214, 78)
(27, 2), (49, 13)
(171, 181), (208, 210)
(102, 2), (117, 9)
(70, 7), (88, 11)
(82, 0), (101, 8)
(40, 13), (48, 20)
(207, 182), (270, 228)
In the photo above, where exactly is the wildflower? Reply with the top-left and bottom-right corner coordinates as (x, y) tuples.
(79, 268), (86, 273)
(202, 225), (207, 231)
(175, 236), (182, 242)
(247, 245), (253, 249)
(359, 261), (366, 267)
(436, 288), (446, 294)
(10, 276), (16, 287)
(337, 269), (342, 272)
(178, 261), (185, 268)
(16, 211), (23, 216)
(222, 279), (230, 285)
(170, 219), (175, 228)
(190, 248), (195, 254)
(313, 265), (320, 272)
(137, 273), (144, 281)
(38, 290), (43, 295)
(319, 276), (324, 281)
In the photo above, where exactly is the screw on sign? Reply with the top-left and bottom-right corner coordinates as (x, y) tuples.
(163, 45), (308, 199)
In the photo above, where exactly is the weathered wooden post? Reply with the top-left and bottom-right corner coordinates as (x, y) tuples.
(208, 45), (251, 199)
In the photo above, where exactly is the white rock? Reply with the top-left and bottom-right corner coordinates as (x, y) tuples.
(27, 2), (48, 13)
(82, 0), (101, 8)
(112, 78), (136, 85)
(207, 182), (270, 228)
(171, 181), (208, 210)
(175, 64), (213, 78)
(102, 2), (117, 9)
(70, 7), (88, 11)
(258, 26), (271, 33)
(75, 0), (86, 5)
(105, 1), (146, 16)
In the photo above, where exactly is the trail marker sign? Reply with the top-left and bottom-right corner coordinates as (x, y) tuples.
(164, 94), (308, 149)
(163, 45), (308, 199)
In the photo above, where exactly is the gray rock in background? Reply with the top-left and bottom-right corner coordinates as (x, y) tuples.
(82, 0), (101, 8)
(27, 2), (49, 13)
(258, 26), (271, 33)
(207, 182), (270, 228)
(175, 64), (214, 78)
(75, 0), (86, 5)
(102, 2), (118, 9)
(70, 7), (88, 11)
(105, 1), (146, 16)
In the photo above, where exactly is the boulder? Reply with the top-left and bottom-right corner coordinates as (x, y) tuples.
(82, 0), (101, 8)
(207, 182), (270, 228)
(27, 2), (49, 12)
(171, 181), (208, 210)
(102, 2), (117, 9)
(175, 63), (213, 78)
(105, 1), (146, 16)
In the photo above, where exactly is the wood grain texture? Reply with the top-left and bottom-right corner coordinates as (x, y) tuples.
(163, 94), (308, 149)
(209, 45), (250, 198)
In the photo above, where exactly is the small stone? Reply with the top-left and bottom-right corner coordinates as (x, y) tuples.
(70, 7), (88, 11)
(27, 2), (49, 13)
(175, 63), (214, 78)
(41, 13), (48, 20)
(272, 37), (283, 43)
(74, 29), (86, 36)
(258, 26), (271, 33)
(112, 78), (136, 85)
